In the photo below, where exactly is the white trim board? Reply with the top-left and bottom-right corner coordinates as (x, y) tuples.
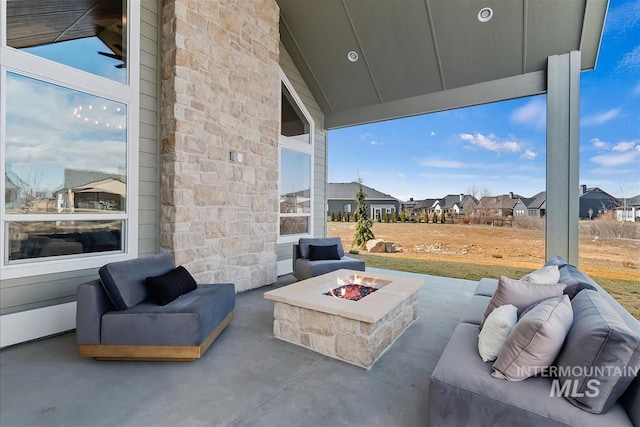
(277, 259), (292, 277)
(0, 302), (76, 348)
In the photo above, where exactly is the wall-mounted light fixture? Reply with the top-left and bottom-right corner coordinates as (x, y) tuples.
(477, 7), (493, 23)
(230, 151), (243, 163)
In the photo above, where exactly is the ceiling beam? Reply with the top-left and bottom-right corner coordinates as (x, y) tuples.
(325, 70), (546, 129)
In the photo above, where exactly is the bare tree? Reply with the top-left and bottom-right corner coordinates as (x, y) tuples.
(11, 166), (49, 213)
(475, 187), (492, 223)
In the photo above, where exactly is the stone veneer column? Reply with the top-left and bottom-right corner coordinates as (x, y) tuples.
(161, 0), (280, 291)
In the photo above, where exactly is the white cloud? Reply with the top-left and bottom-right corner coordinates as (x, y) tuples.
(582, 108), (621, 126)
(430, 131), (436, 136)
(612, 141), (637, 152)
(459, 132), (521, 154)
(591, 138), (609, 149)
(521, 149), (537, 160)
(606, 0), (640, 33)
(510, 98), (546, 130)
(591, 150), (640, 167)
(359, 132), (372, 141)
(5, 74), (127, 190)
(370, 140), (380, 145)
(418, 158), (465, 169)
(396, 172), (405, 179)
(617, 45), (640, 70)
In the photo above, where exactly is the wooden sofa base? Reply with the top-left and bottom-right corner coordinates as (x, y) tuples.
(78, 311), (234, 362)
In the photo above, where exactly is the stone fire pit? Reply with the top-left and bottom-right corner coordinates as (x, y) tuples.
(263, 269), (425, 369)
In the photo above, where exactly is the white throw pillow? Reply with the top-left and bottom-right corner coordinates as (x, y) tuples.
(478, 304), (518, 363)
(520, 265), (560, 284)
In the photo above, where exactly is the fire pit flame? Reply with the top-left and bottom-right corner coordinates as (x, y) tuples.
(325, 275), (378, 301)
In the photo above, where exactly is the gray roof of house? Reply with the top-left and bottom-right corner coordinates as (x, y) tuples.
(618, 194), (640, 207)
(479, 194), (523, 209)
(60, 168), (126, 191)
(522, 191), (546, 209)
(327, 182), (399, 201)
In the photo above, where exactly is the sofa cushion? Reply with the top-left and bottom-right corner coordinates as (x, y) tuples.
(145, 265), (197, 306)
(555, 290), (640, 414)
(492, 295), (573, 381)
(427, 322), (633, 427)
(478, 304), (517, 362)
(299, 237), (344, 259)
(101, 283), (236, 346)
(520, 265), (560, 284)
(99, 253), (175, 310)
(293, 257), (365, 280)
(309, 244), (341, 261)
(480, 276), (565, 329)
(459, 294), (492, 325)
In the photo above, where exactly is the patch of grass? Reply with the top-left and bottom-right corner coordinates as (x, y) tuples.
(348, 249), (360, 255)
(350, 253), (532, 281)
(351, 253), (640, 319)
(491, 253), (503, 259)
(589, 276), (640, 319)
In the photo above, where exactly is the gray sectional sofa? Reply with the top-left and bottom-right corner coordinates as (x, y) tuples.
(427, 256), (639, 426)
(292, 237), (365, 280)
(76, 253), (235, 361)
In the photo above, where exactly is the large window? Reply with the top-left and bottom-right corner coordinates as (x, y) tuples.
(1, 1), (139, 278)
(279, 73), (314, 240)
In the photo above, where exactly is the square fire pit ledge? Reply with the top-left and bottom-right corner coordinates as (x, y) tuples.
(264, 269), (426, 369)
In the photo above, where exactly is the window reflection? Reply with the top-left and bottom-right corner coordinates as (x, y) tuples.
(6, 0), (127, 83)
(4, 73), (127, 215)
(280, 217), (310, 236)
(280, 149), (311, 215)
(7, 221), (124, 262)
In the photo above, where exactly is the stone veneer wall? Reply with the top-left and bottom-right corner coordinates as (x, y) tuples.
(272, 295), (419, 368)
(160, 0), (280, 291)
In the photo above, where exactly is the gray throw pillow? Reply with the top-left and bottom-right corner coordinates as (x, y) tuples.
(480, 276), (566, 330)
(555, 290), (640, 414)
(520, 265), (560, 284)
(492, 295), (573, 381)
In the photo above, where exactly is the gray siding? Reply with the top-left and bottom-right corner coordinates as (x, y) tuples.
(0, 1), (161, 315)
(277, 43), (328, 264)
(138, 0), (161, 256)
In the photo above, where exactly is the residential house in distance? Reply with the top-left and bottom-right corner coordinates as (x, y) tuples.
(579, 186), (618, 219)
(327, 182), (400, 220)
(475, 192), (522, 220)
(615, 194), (640, 222)
(432, 194), (478, 216)
(408, 194), (477, 221)
(410, 197), (438, 220)
(525, 191), (547, 218)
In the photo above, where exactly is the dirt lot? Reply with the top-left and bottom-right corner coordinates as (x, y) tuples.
(328, 221), (640, 282)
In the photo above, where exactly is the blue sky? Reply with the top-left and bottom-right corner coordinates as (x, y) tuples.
(328, 0), (640, 201)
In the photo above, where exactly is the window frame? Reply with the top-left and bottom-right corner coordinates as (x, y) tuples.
(278, 69), (314, 244)
(0, 2), (140, 279)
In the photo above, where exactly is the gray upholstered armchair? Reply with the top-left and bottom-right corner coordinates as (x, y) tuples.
(292, 237), (365, 280)
(76, 253), (235, 361)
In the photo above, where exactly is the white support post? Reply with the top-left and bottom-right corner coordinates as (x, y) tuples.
(546, 51), (581, 265)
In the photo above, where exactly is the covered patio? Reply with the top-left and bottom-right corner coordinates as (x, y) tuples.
(0, 269), (475, 426)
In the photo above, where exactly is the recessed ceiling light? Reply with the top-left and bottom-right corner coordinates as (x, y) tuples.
(347, 51), (359, 62)
(478, 7), (493, 23)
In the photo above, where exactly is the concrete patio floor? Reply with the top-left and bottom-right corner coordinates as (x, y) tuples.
(0, 268), (477, 427)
